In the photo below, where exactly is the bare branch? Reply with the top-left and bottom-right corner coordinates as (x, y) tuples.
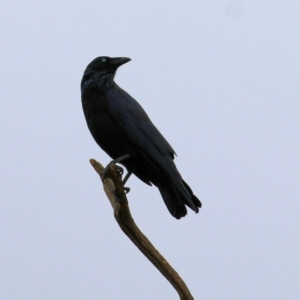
(90, 158), (194, 300)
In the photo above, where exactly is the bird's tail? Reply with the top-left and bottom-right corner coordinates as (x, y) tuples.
(158, 179), (201, 219)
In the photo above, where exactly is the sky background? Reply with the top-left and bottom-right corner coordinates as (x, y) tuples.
(1, 1), (299, 299)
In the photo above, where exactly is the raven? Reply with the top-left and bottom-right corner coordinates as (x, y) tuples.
(81, 56), (201, 219)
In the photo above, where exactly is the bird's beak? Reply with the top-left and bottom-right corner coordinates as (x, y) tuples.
(110, 57), (131, 68)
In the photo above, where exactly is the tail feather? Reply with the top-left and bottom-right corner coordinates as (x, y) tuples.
(159, 185), (187, 219)
(158, 179), (201, 219)
(182, 179), (202, 211)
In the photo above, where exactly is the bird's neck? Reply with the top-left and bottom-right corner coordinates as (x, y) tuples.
(81, 72), (115, 92)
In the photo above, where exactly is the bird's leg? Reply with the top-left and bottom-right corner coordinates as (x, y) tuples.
(102, 154), (132, 193)
(122, 171), (132, 185)
(122, 171), (132, 194)
(103, 154), (131, 175)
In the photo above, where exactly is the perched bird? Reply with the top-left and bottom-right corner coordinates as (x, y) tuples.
(81, 56), (201, 219)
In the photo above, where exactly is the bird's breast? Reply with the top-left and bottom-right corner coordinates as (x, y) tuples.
(82, 89), (137, 159)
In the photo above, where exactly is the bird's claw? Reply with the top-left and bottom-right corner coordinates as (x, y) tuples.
(124, 187), (130, 194)
(116, 165), (124, 176)
(102, 162), (123, 178)
(102, 159), (131, 194)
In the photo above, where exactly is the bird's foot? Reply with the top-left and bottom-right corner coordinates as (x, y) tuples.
(123, 187), (130, 194)
(116, 165), (124, 176)
(102, 160), (132, 195)
(101, 154), (132, 194)
(102, 154), (130, 179)
(102, 163), (124, 181)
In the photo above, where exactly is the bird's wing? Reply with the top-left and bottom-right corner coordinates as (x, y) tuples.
(106, 85), (176, 160)
(106, 85), (193, 198)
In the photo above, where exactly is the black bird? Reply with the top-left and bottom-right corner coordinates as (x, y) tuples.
(81, 56), (201, 219)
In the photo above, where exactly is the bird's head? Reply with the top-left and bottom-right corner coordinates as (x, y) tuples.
(81, 56), (131, 90)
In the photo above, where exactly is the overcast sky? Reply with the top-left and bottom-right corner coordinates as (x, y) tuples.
(1, 1), (299, 299)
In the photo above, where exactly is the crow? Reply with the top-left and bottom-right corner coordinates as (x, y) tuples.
(81, 56), (201, 219)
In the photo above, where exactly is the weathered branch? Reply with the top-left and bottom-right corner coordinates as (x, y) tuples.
(89, 158), (194, 300)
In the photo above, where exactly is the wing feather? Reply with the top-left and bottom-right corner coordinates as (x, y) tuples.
(105, 85), (193, 203)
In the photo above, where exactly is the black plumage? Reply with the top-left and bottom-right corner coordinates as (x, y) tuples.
(81, 56), (201, 219)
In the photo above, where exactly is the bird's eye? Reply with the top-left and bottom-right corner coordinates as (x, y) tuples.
(101, 58), (106, 62)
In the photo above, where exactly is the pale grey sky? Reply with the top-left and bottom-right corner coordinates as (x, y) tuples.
(1, 1), (299, 299)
